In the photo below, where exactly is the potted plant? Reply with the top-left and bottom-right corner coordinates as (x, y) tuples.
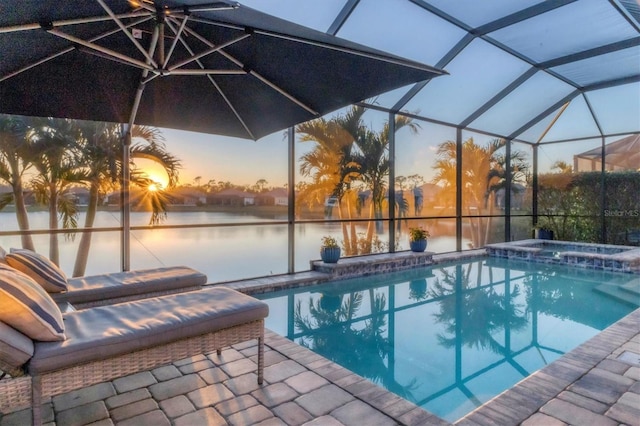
(533, 225), (554, 240)
(409, 227), (430, 252)
(320, 236), (341, 263)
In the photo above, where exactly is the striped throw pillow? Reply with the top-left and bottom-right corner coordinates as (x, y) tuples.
(6, 249), (68, 293)
(0, 268), (66, 341)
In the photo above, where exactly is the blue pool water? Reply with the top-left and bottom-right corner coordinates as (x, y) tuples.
(257, 257), (637, 422)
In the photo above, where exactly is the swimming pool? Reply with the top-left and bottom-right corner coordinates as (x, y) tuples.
(257, 256), (637, 422)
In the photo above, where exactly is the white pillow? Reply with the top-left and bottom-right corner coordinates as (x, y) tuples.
(5, 248), (68, 293)
(0, 268), (66, 341)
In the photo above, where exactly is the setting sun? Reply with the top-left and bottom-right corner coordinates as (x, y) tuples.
(135, 158), (171, 189)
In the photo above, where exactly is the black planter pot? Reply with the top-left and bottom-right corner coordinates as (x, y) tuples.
(534, 229), (554, 240)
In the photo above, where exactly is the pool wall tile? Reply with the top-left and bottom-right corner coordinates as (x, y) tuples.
(486, 240), (640, 273)
(310, 251), (435, 279)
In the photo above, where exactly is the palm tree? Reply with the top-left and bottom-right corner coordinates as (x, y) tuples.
(297, 106), (420, 254)
(353, 115), (419, 241)
(28, 118), (87, 265)
(72, 123), (180, 277)
(0, 115), (35, 250)
(297, 107), (362, 254)
(432, 137), (529, 247)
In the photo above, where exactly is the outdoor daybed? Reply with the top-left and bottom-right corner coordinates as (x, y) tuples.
(0, 282), (269, 425)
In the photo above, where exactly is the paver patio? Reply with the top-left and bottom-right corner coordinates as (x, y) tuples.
(1, 308), (638, 425)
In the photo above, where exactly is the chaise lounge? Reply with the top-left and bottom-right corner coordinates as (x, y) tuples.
(1, 245), (207, 309)
(0, 257), (269, 426)
(52, 265), (208, 309)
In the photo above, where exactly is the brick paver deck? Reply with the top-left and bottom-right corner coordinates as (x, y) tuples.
(1, 308), (638, 425)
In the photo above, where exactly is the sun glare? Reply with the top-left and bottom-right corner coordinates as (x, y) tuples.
(135, 158), (171, 189)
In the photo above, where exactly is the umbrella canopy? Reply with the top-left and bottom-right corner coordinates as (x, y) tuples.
(0, 0), (445, 140)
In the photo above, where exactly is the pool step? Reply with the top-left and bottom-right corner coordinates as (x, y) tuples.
(311, 251), (434, 280)
(595, 279), (640, 307)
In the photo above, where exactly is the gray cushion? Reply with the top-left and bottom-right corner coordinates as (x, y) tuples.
(52, 266), (207, 305)
(0, 321), (34, 371)
(29, 286), (268, 374)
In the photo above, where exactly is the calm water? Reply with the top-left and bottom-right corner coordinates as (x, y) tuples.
(0, 211), (461, 281)
(257, 257), (636, 422)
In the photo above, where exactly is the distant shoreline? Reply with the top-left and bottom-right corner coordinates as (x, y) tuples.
(0, 204), (328, 220)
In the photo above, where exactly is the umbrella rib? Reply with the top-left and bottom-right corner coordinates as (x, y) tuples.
(0, 11), (150, 34)
(0, 47), (73, 83)
(179, 23), (319, 116)
(46, 28), (154, 71)
(167, 32), (251, 71)
(164, 17), (256, 140)
(207, 75), (256, 140)
(1, 16), (155, 83)
(95, 0), (158, 68)
(168, 69), (246, 75)
(163, 15), (190, 68)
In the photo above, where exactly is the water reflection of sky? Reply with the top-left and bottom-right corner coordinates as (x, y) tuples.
(257, 257), (635, 422)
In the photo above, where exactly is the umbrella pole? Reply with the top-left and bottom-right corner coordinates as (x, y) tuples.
(121, 125), (132, 272)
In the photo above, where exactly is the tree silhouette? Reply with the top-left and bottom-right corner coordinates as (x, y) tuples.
(432, 137), (529, 247)
(297, 106), (419, 254)
(0, 115), (36, 250)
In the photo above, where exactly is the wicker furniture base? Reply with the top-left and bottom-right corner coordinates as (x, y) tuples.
(0, 320), (264, 425)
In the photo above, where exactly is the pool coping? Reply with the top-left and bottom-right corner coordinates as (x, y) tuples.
(209, 248), (640, 425)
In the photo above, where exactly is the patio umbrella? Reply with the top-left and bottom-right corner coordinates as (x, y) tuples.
(0, 0), (445, 140)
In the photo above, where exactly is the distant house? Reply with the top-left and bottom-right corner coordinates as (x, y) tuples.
(573, 134), (640, 172)
(0, 185), (12, 195)
(169, 187), (207, 206)
(68, 187), (90, 205)
(0, 184), (36, 205)
(255, 188), (288, 206)
(208, 189), (256, 206)
(495, 183), (527, 210)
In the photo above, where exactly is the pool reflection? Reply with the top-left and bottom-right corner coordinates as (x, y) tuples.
(259, 258), (635, 422)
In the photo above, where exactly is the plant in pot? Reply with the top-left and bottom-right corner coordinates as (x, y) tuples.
(409, 227), (430, 252)
(532, 224), (554, 240)
(320, 236), (341, 263)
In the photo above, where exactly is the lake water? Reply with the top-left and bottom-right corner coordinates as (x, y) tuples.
(0, 211), (461, 282)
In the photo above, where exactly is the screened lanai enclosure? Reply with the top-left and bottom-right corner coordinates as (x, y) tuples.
(0, 0), (639, 283)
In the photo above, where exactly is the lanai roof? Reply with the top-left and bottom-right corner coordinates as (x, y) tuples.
(241, 0), (640, 144)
